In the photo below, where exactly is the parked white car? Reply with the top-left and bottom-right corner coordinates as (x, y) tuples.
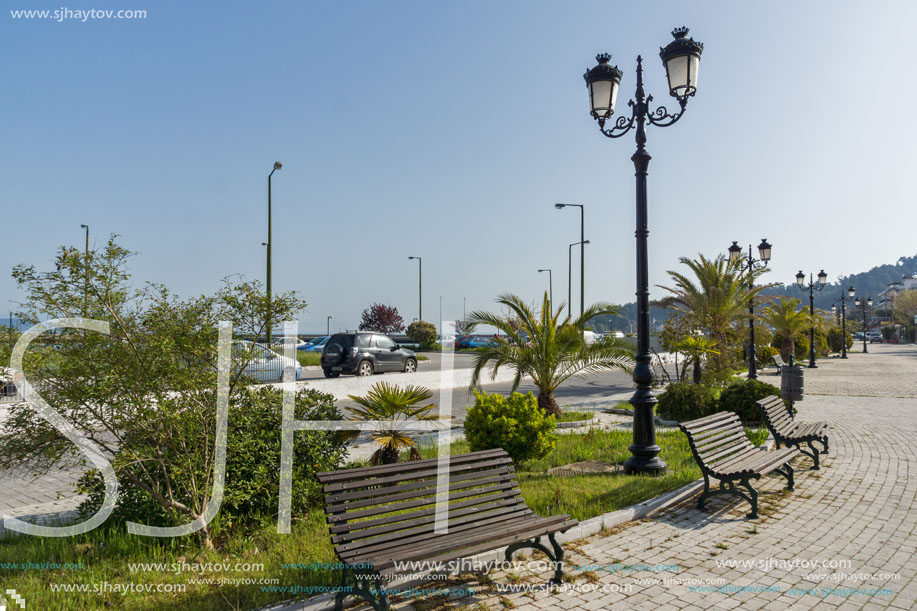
(232, 341), (302, 383)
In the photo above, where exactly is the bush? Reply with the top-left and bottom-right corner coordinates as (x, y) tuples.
(756, 345), (779, 364)
(406, 320), (437, 349)
(827, 327), (853, 352)
(717, 378), (784, 425)
(464, 391), (556, 464)
(655, 382), (717, 422)
(79, 387), (347, 531)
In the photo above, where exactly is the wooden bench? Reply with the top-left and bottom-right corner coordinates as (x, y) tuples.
(316, 448), (578, 610)
(756, 395), (829, 470)
(773, 354), (786, 370)
(680, 411), (799, 519)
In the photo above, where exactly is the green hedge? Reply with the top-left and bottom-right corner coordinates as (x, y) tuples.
(464, 391), (556, 464)
(656, 378), (785, 425)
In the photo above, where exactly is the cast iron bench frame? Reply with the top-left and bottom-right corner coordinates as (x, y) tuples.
(316, 448), (578, 610)
(756, 395), (829, 470)
(680, 411), (799, 519)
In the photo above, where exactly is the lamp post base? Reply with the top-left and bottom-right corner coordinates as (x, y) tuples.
(623, 449), (667, 475)
(808, 363), (818, 369)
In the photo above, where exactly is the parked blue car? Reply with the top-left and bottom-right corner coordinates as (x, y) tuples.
(465, 336), (499, 348)
(304, 337), (329, 352)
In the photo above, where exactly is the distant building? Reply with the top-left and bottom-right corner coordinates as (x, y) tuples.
(875, 273), (917, 324)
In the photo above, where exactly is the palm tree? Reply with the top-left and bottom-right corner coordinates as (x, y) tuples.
(466, 293), (634, 417)
(674, 336), (720, 384)
(657, 254), (772, 379)
(760, 298), (817, 361)
(340, 382), (443, 465)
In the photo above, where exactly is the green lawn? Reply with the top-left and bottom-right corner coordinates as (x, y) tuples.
(0, 427), (764, 610)
(556, 410), (595, 423)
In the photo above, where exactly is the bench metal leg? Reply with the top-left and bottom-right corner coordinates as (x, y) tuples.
(816, 436), (829, 455)
(773, 462), (795, 491)
(505, 532), (565, 585)
(698, 473), (712, 511)
(337, 566), (390, 611)
(699, 477), (760, 519)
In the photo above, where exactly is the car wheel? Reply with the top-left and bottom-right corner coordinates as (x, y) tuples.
(404, 358), (417, 373)
(357, 360), (374, 377)
(323, 369), (340, 379)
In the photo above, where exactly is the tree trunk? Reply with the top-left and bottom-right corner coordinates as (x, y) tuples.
(537, 392), (563, 418)
(372, 445), (400, 465)
(692, 358), (702, 384)
(781, 337), (794, 362)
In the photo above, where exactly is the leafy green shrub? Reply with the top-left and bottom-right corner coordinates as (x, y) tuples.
(756, 345), (779, 364)
(464, 391), (556, 464)
(79, 387), (346, 531)
(655, 382), (717, 422)
(717, 378), (784, 425)
(406, 320), (437, 348)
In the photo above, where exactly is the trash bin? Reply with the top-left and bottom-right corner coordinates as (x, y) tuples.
(780, 356), (804, 402)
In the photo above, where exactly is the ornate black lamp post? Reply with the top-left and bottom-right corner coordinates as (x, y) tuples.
(728, 239), (772, 379)
(584, 27), (703, 475)
(795, 269), (828, 368)
(839, 286), (856, 358)
(854, 296), (873, 353)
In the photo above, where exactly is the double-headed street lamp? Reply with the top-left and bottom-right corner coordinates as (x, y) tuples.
(538, 269), (553, 306)
(555, 203), (585, 316)
(584, 27), (703, 475)
(266, 161), (282, 342)
(568, 240), (590, 317)
(854, 296), (873, 353)
(728, 239), (772, 379)
(838, 286), (856, 358)
(408, 256), (422, 321)
(795, 269), (828, 368)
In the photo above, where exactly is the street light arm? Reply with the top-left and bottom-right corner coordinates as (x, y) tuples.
(645, 95), (689, 128)
(598, 103), (637, 139)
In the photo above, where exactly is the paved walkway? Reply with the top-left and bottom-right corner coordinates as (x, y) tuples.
(331, 344), (917, 611)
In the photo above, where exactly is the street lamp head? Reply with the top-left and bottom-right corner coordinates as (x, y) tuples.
(795, 271), (805, 288)
(273, 162), (283, 171)
(80, 224), (88, 229)
(555, 203), (566, 209)
(659, 27), (704, 100)
(867, 297), (873, 307)
(817, 269), (828, 286)
(584, 53), (623, 122)
(757, 239), (772, 262)
(583, 239), (591, 245)
(727, 241), (742, 263)
(831, 304), (837, 313)
(855, 297), (861, 307)
(848, 286), (856, 298)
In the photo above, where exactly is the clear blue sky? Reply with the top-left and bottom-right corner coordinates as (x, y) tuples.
(2, 0), (916, 332)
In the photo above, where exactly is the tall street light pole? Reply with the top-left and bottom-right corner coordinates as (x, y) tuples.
(80, 224), (89, 313)
(266, 161), (282, 342)
(568, 240), (590, 317)
(555, 203), (585, 316)
(584, 27), (704, 475)
(538, 269), (553, 307)
(408, 256), (422, 321)
(728, 239), (772, 379)
(327, 315), (333, 336)
(839, 286), (855, 358)
(854, 296), (872, 353)
(795, 269), (828, 368)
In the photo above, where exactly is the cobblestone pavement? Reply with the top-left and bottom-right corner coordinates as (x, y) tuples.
(344, 344), (917, 611)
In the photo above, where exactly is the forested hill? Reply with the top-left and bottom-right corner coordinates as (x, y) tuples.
(758, 252), (917, 310)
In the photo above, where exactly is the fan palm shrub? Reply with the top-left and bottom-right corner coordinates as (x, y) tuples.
(657, 254), (772, 384)
(340, 382), (442, 465)
(466, 293), (634, 417)
(760, 298), (818, 361)
(674, 336), (719, 384)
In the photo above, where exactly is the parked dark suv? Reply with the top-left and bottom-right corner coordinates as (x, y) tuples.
(321, 332), (418, 378)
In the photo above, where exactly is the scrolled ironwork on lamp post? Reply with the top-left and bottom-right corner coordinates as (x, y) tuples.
(795, 269), (827, 368)
(728, 239), (772, 379)
(583, 27), (703, 475)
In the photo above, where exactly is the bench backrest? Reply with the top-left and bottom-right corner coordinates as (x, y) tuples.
(315, 448), (526, 557)
(773, 355), (785, 367)
(679, 411), (753, 468)
(757, 395), (792, 434)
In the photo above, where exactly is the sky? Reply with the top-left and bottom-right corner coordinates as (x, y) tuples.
(2, 0), (916, 333)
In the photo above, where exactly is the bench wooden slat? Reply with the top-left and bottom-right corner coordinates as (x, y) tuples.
(316, 448), (507, 483)
(325, 466), (515, 511)
(330, 490), (524, 540)
(320, 456), (514, 493)
(756, 395), (830, 469)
